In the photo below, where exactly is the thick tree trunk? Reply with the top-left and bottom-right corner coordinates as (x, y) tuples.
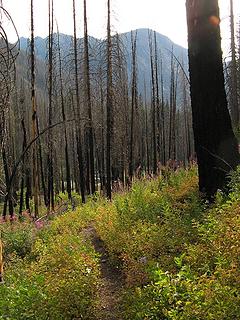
(186, 0), (240, 198)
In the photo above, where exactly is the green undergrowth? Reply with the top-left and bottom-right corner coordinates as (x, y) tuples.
(1, 166), (240, 319)
(0, 203), (101, 320)
(95, 167), (201, 285)
(115, 168), (240, 320)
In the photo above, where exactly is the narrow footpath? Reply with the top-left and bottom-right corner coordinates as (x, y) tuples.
(83, 226), (124, 320)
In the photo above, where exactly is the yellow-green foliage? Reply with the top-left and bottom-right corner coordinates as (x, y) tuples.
(30, 233), (100, 319)
(0, 206), (100, 320)
(0, 220), (36, 261)
(95, 167), (201, 285)
(122, 168), (240, 319)
(1, 166), (240, 319)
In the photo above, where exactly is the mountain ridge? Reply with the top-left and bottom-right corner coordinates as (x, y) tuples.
(18, 28), (188, 99)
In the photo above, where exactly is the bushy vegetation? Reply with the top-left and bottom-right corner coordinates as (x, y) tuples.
(0, 207), (100, 320)
(0, 166), (240, 319)
(95, 167), (201, 285)
(103, 168), (239, 320)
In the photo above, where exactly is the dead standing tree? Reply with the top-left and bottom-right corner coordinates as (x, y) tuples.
(30, 0), (39, 217)
(72, 0), (85, 203)
(46, 0), (55, 211)
(106, 0), (113, 199)
(0, 5), (19, 217)
(186, 0), (240, 199)
(56, 28), (72, 201)
(129, 30), (138, 181)
(148, 30), (157, 174)
(229, 0), (239, 129)
(83, 0), (95, 194)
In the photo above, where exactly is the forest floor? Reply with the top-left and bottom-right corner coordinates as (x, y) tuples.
(83, 226), (124, 320)
(1, 167), (240, 319)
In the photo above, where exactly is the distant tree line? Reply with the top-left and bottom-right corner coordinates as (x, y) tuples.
(0, 0), (239, 216)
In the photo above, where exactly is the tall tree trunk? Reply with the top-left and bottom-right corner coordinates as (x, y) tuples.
(83, 0), (95, 194)
(30, 0), (39, 217)
(129, 30), (138, 181)
(106, 0), (113, 199)
(182, 73), (191, 164)
(160, 53), (166, 165)
(229, 0), (239, 128)
(186, 0), (240, 198)
(2, 148), (14, 217)
(144, 79), (150, 173)
(19, 119), (27, 215)
(56, 29), (72, 201)
(72, 0), (85, 203)
(47, 0), (54, 212)
(36, 117), (48, 207)
(154, 31), (161, 165)
(149, 31), (157, 174)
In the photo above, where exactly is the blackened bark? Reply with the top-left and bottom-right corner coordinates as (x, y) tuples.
(2, 148), (14, 217)
(229, 0), (239, 128)
(36, 117), (48, 207)
(83, 0), (95, 194)
(30, 0), (39, 217)
(19, 119), (27, 215)
(149, 31), (157, 174)
(129, 31), (137, 181)
(106, 0), (113, 199)
(186, 0), (240, 198)
(47, 0), (54, 212)
(72, 0), (85, 203)
(160, 55), (166, 165)
(57, 29), (71, 201)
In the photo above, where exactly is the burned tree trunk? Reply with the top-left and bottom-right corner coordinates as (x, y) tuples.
(57, 29), (72, 201)
(229, 0), (239, 128)
(106, 0), (113, 199)
(83, 0), (95, 194)
(47, 0), (54, 212)
(149, 31), (157, 174)
(30, 0), (39, 217)
(72, 0), (85, 203)
(129, 30), (138, 181)
(186, 0), (240, 198)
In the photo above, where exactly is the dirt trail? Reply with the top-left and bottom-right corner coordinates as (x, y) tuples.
(82, 226), (124, 320)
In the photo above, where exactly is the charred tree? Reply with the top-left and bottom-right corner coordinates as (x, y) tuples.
(30, 0), (39, 217)
(229, 0), (239, 128)
(186, 0), (240, 198)
(106, 0), (113, 199)
(148, 31), (157, 174)
(129, 30), (138, 181)
(72, 0), (85, 203)
(83, 0), (95, 194)
(47, 0), (55, 211)
(56, 29), (72, 201)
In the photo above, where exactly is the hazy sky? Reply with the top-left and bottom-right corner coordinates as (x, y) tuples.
(3, 0), (240, 56)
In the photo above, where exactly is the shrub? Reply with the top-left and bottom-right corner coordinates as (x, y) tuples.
(0, 221), (36, 261)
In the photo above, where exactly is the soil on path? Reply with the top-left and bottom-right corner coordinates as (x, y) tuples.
(82, 226), (124, 320)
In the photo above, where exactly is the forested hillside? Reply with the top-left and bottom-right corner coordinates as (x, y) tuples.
(18, 28), (188, 97)
(0, 0), (240, 319)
